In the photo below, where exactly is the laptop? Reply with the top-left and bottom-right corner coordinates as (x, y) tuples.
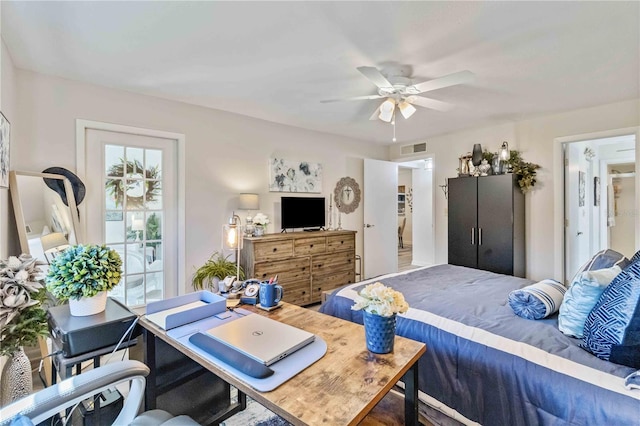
(205, 314), (315, 366)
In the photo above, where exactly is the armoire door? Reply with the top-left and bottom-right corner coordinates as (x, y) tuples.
(477, 174), (516, 275)
(448, 177), (478, 268)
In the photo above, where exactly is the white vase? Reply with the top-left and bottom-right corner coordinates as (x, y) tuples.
(69, 291), (107, 316)
(0, 347), (33, 406)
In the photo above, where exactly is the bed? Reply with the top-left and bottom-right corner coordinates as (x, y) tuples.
(319, 264), (640, 425)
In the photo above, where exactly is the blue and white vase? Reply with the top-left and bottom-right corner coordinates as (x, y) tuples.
(363, 311), (397, 354)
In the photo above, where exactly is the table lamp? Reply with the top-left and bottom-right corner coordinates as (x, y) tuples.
(222, 213), (244, 281)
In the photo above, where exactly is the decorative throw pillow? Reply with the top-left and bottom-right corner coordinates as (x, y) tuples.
(571, 249), (629, 284)
(558, 265), (622, 338)
(582, 260), (640, 368)
(508, 279), (566, 320)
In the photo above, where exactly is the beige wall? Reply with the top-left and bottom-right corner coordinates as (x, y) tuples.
(7, 68), (387, 292)
(390, 99), (640, 281)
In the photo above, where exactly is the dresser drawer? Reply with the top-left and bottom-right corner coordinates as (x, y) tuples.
(282, 281), (312, 306)
(311, 270), (355, 302)
(326, 234), (355, 252)
(312, 252), (355, 276)
(253, 257), (310, 283)
(253, 240), (294, 261)
(294, 237), (326, 255)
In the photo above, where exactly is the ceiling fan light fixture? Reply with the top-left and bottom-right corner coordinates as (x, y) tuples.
(398, 101), (416, 119)
(378, 98), (396, 122)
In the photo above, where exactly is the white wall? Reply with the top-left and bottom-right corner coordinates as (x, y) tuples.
(7, 68), (387, 292)
(390, 99), (640, 281)
(0, 40), (18, 259)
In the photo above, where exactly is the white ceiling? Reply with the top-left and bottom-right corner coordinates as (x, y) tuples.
(2, 1), (639, 145)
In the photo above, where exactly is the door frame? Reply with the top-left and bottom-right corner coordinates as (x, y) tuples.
(554, 126), (640, 282)
(75, 119), (187, 294)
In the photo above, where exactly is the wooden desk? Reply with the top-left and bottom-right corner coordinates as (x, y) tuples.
(139, 303), (426, 425)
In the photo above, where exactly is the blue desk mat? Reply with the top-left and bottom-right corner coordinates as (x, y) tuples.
(166, 308), (327, 391)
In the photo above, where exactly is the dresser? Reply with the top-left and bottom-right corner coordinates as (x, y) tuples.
(240, 230), (356, 306)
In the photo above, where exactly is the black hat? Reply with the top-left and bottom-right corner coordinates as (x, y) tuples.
(42, 167), (86, 206)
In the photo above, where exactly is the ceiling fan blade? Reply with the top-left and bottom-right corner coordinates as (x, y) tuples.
(320, 94), (385, 103)
(407, 96), (455, 112)
(357, 66), (394, 90)
(411, 70), (475, 94)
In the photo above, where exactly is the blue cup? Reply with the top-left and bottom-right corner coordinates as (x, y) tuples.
(259, 281), (283, 307)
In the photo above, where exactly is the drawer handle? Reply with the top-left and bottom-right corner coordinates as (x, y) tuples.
(302, 291), (306, 295)
(340, 240), (344, 244)
(348, 259), (352, 263)
(262, 273), (267, 278)
(273, 248), (277, 252)
(310, 244), (314, 248)
(302, 267), (306, 271)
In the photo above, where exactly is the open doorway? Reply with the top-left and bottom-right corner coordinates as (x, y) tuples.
(563, 134), (637, 283)
(396, 158), (434, 271)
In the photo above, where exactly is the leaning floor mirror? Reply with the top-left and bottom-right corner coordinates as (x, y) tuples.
(9, 170), (82, 265)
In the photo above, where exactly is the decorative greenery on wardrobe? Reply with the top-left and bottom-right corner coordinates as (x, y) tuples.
(508, 150), (541, 193)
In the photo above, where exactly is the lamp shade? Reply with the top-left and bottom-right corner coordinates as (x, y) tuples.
(239, 193), (259, 210)
(398, 101), (416, 119)
(132, 218), (145, 231)
(378, 98), (396, 122)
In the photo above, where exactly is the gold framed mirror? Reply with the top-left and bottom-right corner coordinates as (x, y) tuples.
(334, 176), (361, 214)
(9, 171), (82, 264)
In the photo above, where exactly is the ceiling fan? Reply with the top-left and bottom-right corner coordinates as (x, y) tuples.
(322, 66), (474, 122)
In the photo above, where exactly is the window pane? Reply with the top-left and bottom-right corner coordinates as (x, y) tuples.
(105, 145), (124, 177)
(127, 212), (144, 242)
(147, 212), (162, 240)
(126, 179), (144, 210)
(126, 148), (144, 178)
(145, 181), (162, 210)
(146, 272), (163, 302)
(126, 274), (145, 306)
(105, 215), (125, 244)
(105, 177), (125, 208)
(146, 149), (162, 179)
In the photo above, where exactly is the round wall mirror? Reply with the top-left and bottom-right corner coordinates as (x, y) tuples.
(334, 177), (361, 214)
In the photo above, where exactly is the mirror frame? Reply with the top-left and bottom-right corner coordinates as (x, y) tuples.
(334, 176), (361, 214)
(9, 170), (82, 256)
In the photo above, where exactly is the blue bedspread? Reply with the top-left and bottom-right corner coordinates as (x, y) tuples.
(320, 265), (640, 425)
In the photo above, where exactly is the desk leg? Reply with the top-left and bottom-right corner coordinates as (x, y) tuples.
(143, 329), (157, 411)
(403, 362), (419, 426)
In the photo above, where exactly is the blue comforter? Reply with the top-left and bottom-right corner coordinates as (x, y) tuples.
(320, 265), (640, 425)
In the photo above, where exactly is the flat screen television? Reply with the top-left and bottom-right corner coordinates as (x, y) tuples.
(281, 197), (325, 231)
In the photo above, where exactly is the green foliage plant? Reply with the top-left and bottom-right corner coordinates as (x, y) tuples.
(0, 254), (49, 356)
(507, 150), (541, 193)
(193, 252), (245, 291)
(46, 245), (122, 301)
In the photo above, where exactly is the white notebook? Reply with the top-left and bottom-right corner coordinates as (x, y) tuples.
(205, 314), (315, 366)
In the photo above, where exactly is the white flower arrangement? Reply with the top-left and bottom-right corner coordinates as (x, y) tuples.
(351, 282), (409, 317)
(252, 212), (270, 226)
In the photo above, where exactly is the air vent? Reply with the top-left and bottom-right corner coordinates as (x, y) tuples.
(400, 142), (427, 155)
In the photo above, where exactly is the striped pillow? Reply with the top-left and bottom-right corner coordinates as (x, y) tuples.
(582, 260), (640, 368)
(572, 249), (629, 283)
(508, 279), (566, 320)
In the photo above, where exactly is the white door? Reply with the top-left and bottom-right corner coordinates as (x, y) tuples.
(364, 158), (398, 279)
(564, 143), (590, 283)
(412, 166), (434, 266)
(82, 129), (179, 306)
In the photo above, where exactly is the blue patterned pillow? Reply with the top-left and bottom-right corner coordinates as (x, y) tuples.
(508, 279), (566, 320)
(582, 260), (640, 368)
(572, 249), (629, 283)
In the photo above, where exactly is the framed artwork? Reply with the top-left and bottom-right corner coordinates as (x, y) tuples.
(594, 176), (600, 207)
(0, 111), (11, 188)
(578, 171), (585, 207)
(269, 158), (322, 193)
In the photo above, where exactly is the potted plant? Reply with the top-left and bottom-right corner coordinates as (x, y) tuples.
(0, 254), (49, 404)
(46, 244), (122, 316)
(351, 282), (409, 354)
(192, 252), (245, 292)
(252, 212), (270, 237)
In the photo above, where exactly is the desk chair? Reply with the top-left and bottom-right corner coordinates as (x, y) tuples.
(398, 217), (406, 249)
(0, 360), (198, 426)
